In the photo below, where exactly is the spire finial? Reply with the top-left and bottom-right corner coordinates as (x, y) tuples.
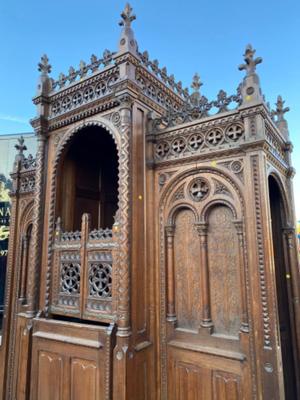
(273, 95), (290, 122)
(14, 136), (27, 170)
(118, 3), (138, 55)
(15, 136), (27, 155)
(119, 3), (136, 28)
(191, 73), (202, 93)
(190, 73), (203, 106)
(38, 54), (51, 75)
(238, 44), (262, 76)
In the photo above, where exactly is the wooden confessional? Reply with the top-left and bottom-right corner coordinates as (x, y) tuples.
(0, 4), (299, 399)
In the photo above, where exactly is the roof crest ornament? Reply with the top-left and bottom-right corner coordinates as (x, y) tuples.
(118, 3), (138, 55)
(238, 44), (263, 105)
(119, 3), (136, 28)
(272, 95), (290, 122)
(13, 136), (28, 170)
(190, 73), (202, 106)
(271, 95), (290, 137)
(15, 136), (27, 155)
(238, 44), (262, 77)
(38, 54), (52, 75)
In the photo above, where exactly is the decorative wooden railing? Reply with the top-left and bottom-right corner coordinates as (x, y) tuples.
(50, 214), (117, 323)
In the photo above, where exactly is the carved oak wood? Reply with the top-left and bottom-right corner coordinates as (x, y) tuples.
(0, 4), (299, 400)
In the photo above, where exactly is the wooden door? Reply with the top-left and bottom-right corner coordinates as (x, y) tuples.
(163, 196), (247, 400)
(30, 318), (114, 400)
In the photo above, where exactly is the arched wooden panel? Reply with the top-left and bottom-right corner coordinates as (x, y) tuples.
(174, 209), (201, 330)
(207, 205), (241, 336)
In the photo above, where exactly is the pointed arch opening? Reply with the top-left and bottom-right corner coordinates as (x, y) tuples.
(268, 174), (297, 398)
(56, 125), (118, 231)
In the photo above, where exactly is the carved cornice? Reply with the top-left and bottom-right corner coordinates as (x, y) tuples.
(136, 66), (184, 109)
(48, 98), (119, 131)
(114, 51), (140, 67)
(153, 146), (247, 170)
(150, 108), (241, 138)
(30, 115), (48, 133)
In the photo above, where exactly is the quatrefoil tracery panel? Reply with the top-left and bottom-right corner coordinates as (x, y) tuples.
(225, 124), (244, 141)
(89, 262), (112, 298)
(188, 178), (210, 202)
(60, 262), (80, 294)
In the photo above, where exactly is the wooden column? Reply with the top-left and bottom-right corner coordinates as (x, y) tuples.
(283, 227), (300, 357)
(234, 220), (249, 333)
(116, 95), (132, 335)
(19, 234), (28, 303)
(26, 133), (46, 317)
(165, 225), (176, 322)
(195, 222), (213, 331)
(113, 95), (133, 400)
(80, 213), (90, 317)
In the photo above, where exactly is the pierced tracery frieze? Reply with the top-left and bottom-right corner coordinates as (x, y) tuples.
(154, 123), (245, 162)
(135, 68), (184, 111)
(19, 175), (36, 193)
(50, 68), (120, 118)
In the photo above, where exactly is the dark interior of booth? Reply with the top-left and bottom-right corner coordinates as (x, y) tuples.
(57, 126), (118, 232)
(268, 175), (297, 399)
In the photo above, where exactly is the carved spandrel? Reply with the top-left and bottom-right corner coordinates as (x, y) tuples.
(217, 159), (244, 183)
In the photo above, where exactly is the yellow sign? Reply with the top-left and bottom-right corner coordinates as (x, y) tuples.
(0, 181), (10, 202)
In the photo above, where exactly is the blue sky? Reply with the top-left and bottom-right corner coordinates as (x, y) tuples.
(0, 0), (299, 218)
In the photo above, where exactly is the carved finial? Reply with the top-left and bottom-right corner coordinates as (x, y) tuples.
(190, 73), (202, 106)
(118, 3), (138, 55)
(15, 136), (27, 155)
(13, 136), (27, 170)
(273, 95), (290, 122)
(38, 54), (51, 75)
(119, 3), (136, 28)
(238, 44), (262, 76)
(191, 73), (202, 92)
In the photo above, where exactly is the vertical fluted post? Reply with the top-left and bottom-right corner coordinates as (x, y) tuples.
(195, 222), (213, 331)
(165, 225), (176, 321)
(26, 133), (46, 317)
(234, 220), (249, 333)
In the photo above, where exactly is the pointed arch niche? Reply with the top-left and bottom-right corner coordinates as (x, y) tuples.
(56, 125), (119, 231)
(49, 122), (121, 322)
(162, 168), (248, 340)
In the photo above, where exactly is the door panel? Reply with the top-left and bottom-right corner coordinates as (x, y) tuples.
(37, 351), (63, 400)
(30, 318), (114, 400)
(70, 359), (97, 400)
(207, 206), (241, 336)
(174, 209), (201, 330)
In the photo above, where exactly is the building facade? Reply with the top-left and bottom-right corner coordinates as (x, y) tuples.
(0, 4), (299, 399)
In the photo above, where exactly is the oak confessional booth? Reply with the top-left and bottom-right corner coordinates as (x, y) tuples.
(0, 4), (299, 400)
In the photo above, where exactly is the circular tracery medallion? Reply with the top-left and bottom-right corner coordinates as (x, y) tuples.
(188, 178), (210, 202)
